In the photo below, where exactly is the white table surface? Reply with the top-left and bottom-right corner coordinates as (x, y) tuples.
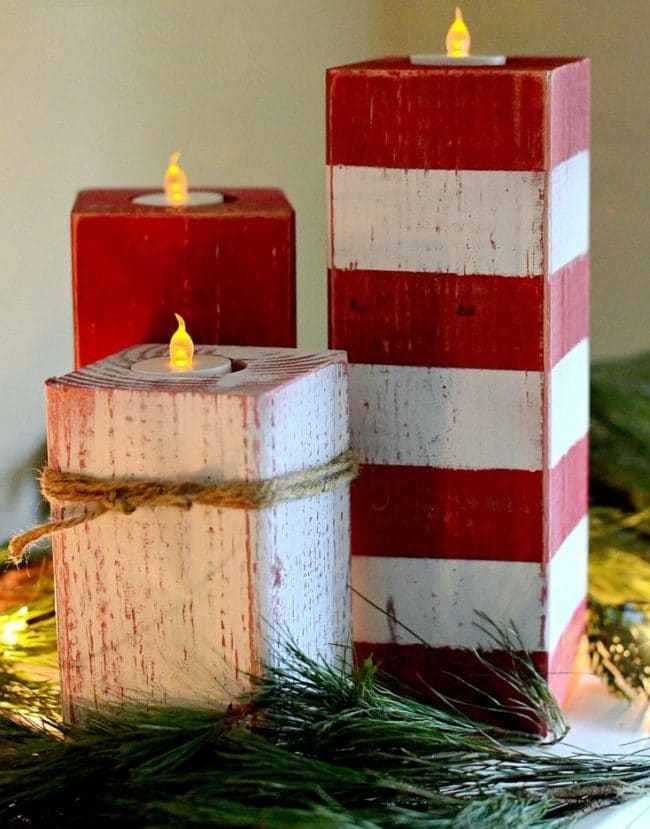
(554, 670), (650, 827)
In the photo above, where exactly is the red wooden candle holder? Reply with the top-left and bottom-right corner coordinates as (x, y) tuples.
(72, 188), (295, 368)
(328, 57), (590, 715)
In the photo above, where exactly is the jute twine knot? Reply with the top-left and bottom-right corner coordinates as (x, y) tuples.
(8, 449), (358, 566)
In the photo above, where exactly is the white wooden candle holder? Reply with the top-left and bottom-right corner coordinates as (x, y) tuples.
(46, 345), (351, 722)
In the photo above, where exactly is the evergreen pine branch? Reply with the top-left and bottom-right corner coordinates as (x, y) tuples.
(3, 645), (650, 827)
(2, 584), (650, 825)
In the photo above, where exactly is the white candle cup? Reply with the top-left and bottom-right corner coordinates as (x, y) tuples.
(131, 353), (232, 377)
(410, 55), (506, 66)
(131, 191), (225, 207)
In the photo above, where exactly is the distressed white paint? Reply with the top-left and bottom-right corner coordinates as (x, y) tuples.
(329, 164), (545, 276)
(46, 345), (351, 720)
(549, 338), (590, 468)
(548, 150), (590, 276)
(547, 514), (589, 654)
(351, 555), (545, 651)
(349, 363), (543, 471)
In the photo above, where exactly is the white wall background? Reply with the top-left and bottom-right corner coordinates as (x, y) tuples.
(2, 1), (648, 540)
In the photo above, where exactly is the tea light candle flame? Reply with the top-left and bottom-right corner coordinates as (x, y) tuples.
(131, 152), (224, 208)
(410, 5), (505, 66)
(164, 152), (189, 206)
(130, 314), (231, 377)
(169, 313), (194, 368)
(446, 7), (471, 58)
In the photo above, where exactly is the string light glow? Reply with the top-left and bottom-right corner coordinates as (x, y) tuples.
(0, 605), (28, 648)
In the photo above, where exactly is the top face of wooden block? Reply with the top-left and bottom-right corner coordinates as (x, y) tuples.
(327, 56), (587, 74)
(72, 189), (294, 219)
(47, 345), (347, 399)
(327, 57), (590, 171)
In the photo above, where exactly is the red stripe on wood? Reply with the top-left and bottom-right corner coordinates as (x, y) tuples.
(549, 60), (591, 170)
(351, 465), (544, 563)
(548, 598), (587, 706)
(329, 269), (544, 371)
(549, 254), (590, 367)
(327, 58), (589, 172)
(354, 641), (549, 734)
(72, 189), (295, 368)
(548, 436), (589, 557)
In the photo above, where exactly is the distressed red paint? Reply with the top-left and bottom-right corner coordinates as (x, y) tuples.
(353, 641), (551, 732)
(72, 188), (296, 368)
(330, 269), (544, 371)
(549, 254), (590, 367)
(549, 598), (588, 705)
(327, 57), (590, 172)
(351, 464), (544, 562)
(548, 436), (589, 557)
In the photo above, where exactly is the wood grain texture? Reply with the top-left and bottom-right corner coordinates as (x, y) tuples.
(549, 339), (590, 468)
(47, 345), (350, 721)
(549, 254), (590, 366)
(327, 57), (590, 708)
(329, 165), (545, 276)
(327, 57), (590, 172)
(350, 464), (543, 563)
(351, 554), (545, 650)
(548, 151), (590, 274)
(547, 516), (588, 654)
(72, 189), (296, 368)
(548, 436), (589, 557)
(349, 363), (543, 471)
(329, 269), (544, 371)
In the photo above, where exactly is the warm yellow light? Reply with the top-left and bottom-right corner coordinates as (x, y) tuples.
(164, 151), (189, 206)
(446, 6), (471, 58)
(169, 313), (194, 368)
(0, 605), (28, 648)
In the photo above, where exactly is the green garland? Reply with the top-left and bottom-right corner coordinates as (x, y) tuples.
(2, 600), (650, 828)
(587, 351), (650, 696)
(0, 351), (649, 825)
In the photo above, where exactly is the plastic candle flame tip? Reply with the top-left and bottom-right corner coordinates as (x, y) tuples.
(445, 6), (471, 58)
(164, 151), (189, 206)
(169, 313), (194, 369)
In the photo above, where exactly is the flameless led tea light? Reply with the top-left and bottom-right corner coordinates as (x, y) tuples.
(131, 314), (232, 376)
(132, 152), (225, 207)
(411, 6), (506, 66)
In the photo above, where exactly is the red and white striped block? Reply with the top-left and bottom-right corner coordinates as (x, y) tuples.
(327, 57), (590, 708)
(46, 345), (350, 722)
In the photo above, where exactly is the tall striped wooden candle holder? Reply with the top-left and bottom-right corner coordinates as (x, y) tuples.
(45, 345), (350, 722)
(327, 57), (590, 710)
(72, 188), (296, 368)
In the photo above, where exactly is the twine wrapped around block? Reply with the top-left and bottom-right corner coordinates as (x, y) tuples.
(8, 449), (358, 565)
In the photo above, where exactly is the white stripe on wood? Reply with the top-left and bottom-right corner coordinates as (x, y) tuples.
(351, 556), (544, 651)
(349, 363), (543, 471)
(549, 338), (590, 468)
(547, 514), (588, 654)
(329, 164), (545, 276)
(548, 150), (590, 275)
(329, 152), (589, 278)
